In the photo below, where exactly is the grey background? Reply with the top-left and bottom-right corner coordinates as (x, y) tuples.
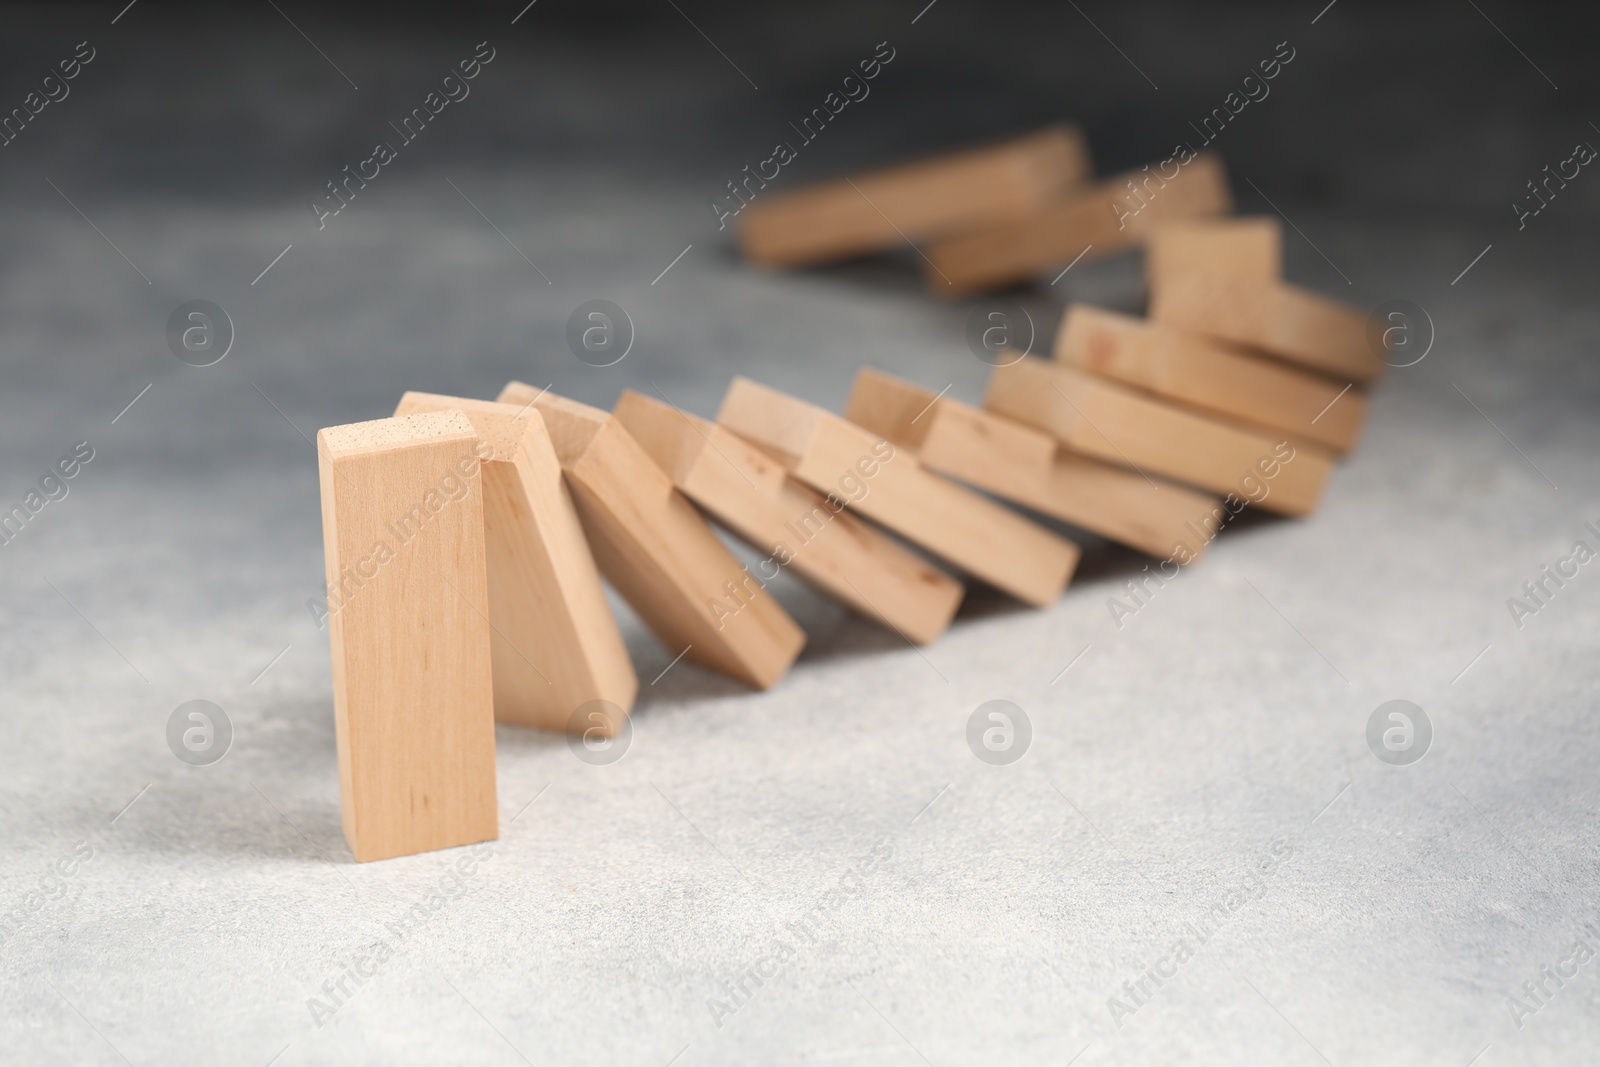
(1, 1), (1598, 1064)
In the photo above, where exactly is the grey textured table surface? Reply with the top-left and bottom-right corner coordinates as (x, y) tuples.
(1, 2), (1598, 1064)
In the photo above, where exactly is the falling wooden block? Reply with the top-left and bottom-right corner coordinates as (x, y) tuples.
(392, 392), (637, 733)
(923, 152), (1233, 297)
(984, 357), (1334, 518)
(1145, 216), (1281, 294)
(844, 367), (1222, 561)
(716, 377), (1078, 607)
(736, 124), (1091, 267)
(614, 390), (963, 645)
(317, 410), (497, 862)
(1150, 273), (1384, 383)
(1055, 305), (1368, 454)
(497, 381), (803, 690)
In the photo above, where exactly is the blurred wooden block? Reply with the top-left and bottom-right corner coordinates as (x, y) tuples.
(317, 411), (497, 863)
(1146, 216), (1280, 294)
(497, 381), (803, 690)
(984, 357), (1333, 517)
(614, 391), (962, 644)
(1150, 273), (1384, 383)
(716, 377), (1078, 607)
(393, 392), (637, 733)
(736, 124), (1090, 267)
(1055, 305), (1367, 454)
(923, 153), (1232, 297)
(844, 368), (1222, 562)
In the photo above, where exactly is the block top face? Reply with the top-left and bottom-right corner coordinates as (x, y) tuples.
(842, 368), (937, 451)
(393, 392), (541, 463)
(496, 382), (607, 465)
(318, 409), (476, 459)
(612, 391), (711, 482)
(715, 377), (830, 465)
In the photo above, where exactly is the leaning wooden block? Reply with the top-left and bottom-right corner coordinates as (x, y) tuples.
(497, 381), (803, 690)
(736, 124), (1090, 267)
(844, 367), (1222, 561)
(614, 391), (962, 644)
(1150, 273), (1384, 383)
(317, 411), (497, 862)
(1145, 216), (1281, 294)
(393, 392), (637, 733)
(923, 152), (1232, 297)
(1055, 305), (1368, 454)
(984, 357), (1333, 518)
(716, 378), (1078, 607)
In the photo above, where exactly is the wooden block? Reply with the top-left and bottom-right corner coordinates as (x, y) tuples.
(844, 368), (1222, 561)
(923, 153), (1232, 297)
(1145, 216), (1281, 294)
(317, 411), (497, 863)
(497, 381), (803, 690)
(984, 357), (1334, 518)
(716, 378), (1079, 607)
(392, 392), (637, 733)
(614, 391), (963, 645)
(1055, 305), (1368, 454)
(736, 124), (1091, 267)
(1150, 273), (1384, 383)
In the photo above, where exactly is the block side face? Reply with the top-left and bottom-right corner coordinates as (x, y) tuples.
(842, 368), (937, 452)
(715, 378), (823, 466)
(612, 391), (709, 485)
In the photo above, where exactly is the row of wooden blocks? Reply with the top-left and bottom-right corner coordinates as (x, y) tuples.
(318, 127), (1385, 862)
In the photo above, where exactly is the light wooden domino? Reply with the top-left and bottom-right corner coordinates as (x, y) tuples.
(736, 124), (1090, 267)
(317, 410), (497, 862)
(497, 381), (803, 690)
(393, 392), (638, 733)
(1150, 273), (1384, 383)
(984, 357), (1333, 518)
(614, 390), (962, 644)
(923, 152), (1233, 297)
(843, 367), (1222, 561)
(716, 377), (1079, 607)
(1055, 305), (1368, 454)
(1145, 216), (1281, 294)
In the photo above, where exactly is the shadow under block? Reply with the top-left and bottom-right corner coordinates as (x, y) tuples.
(392, 392), (637, 732)
(923, 152), (1232, 297)
(735, 124), (1091, 267)
(983, 358), (1333, 518)
(1055, 304), (1368, 454)
(844, 367), (1222, 562)
(1150, 273), (1385, 384)
(317, 411), (498, 863)
(614, 390), (962, 645)
(1145, 216), (1281, 293)
(715, 377), (1079, 608)
(496, 381), (803, 690)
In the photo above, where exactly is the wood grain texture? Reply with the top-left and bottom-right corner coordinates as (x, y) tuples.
(317, 410), (497, 863)
(1055, 305), (1368, 454)
(1150, 273), (1385, 383)
(1145, 216), (1281, 294)
(392, 392), (637, 733)
(736, 124), (1090, 267)
(497, 381), (803, 690)
(923, 152), (1232, 297)
(984, 357), (1333, 518)
(716, 377), (1079, 607)
(844, 367), (1222, 561)
(615, 390), (962, 645)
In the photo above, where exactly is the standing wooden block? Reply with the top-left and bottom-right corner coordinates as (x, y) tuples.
(1150, 273), (1384, 383)
(1145, 216), (1280, 294)
(1055, 305), (1368, 454)
(497, 382), (803, 690)
(736, 124), (1090, 267)
(317, 411), (497, 863)
(392, 393), (637, 733)
(984, 357), (1333, 518)
(923, 153), (1232, 297)
(614, 390), (963, 645)
(844, 368), (1222, 562)
(716, 378), (1079, 607)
